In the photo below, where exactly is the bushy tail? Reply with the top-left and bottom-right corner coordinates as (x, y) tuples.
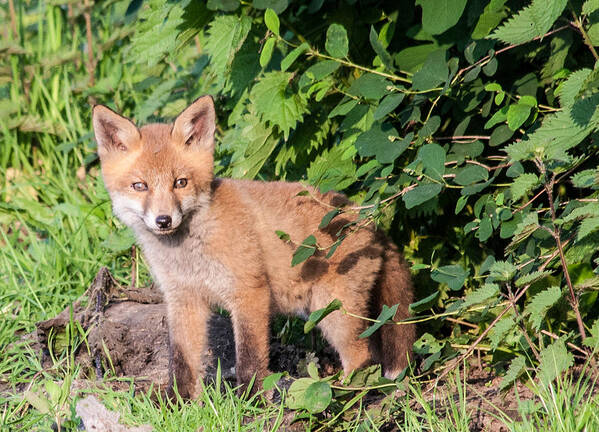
(372, 238), (415, 378)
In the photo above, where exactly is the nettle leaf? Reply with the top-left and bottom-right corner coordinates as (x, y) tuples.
(577, 217), (599, 241)
(489, 260), (516, 281)
(250, 71), (307, 139)
(490, 316), (516, 349)
(291, 234), (317, 267)
(403, 183), (443, 209)
(325, 23), (349, 58)
(510, 173), (539, 201)
(515, 270), (551, 287)
(431, 264), (469, 290)
(500, 356), (526, 390)
(490, 0), (567, 45)
(359, 304), (399, 338)
(525, 286), (562, 331)
(557, 69), (591, 108)
(538, 338), (573, 386)
(571, 169), (599, 189)
(204, 15), (252, 78)
(416, 0), (467, 35)
(461, 283), (499, 308)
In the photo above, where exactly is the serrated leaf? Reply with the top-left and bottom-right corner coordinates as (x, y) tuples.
(557, 69), (591, 108)
(325, 23), (348, 58)
(489, 260), (516, 280)
(416, 0), (468, 35)
(510, 173), (539, 201)
(431, 264), (469, 290)
(571, 169), (598, 188)
(538, 338), (573, 386)
(250, 71), (307, 139)
(583, 319), (599, 348)
(578, 217), (599, 241)
(515, 270), (551, 287)
(490, 0), (567, 45)
(461, 283), (499, 308)
(292, 235), (317, 267)
(490, 316), (516, 349)
(525, 286), (562, 331)
(204, 15), (252, 79)
(359, 304), (399, 338)
(264, 8), (280, 36)
(500, 356), (526, 390)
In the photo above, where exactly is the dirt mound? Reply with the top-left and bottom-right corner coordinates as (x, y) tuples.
(34, 268), (340, 394)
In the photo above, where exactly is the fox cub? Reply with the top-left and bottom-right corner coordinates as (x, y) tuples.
(93, 96), (415, 398)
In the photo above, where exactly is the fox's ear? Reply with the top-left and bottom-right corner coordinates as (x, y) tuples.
(92, 105), (141, 158)
(172, 95), (215, 152)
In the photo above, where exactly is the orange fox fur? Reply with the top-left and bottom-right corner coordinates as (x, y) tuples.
(92, 96), (415, 398)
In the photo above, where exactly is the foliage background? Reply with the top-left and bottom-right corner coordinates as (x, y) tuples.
(3, 0), (599, 429)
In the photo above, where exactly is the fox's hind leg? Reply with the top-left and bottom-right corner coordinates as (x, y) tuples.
(311, 289), (372, 375)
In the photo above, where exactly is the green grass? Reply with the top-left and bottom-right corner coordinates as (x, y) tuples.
(2, 1), (599, 431)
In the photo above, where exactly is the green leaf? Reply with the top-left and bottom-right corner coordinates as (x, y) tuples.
(416, 0), (468, 35)
(515, 270), (551, 287)
(420, 116), (441, 137)
(571, 169), (598, 188)
(507, 103), (532, 130)
(275, 230), (290, 242)
(319, 209), (341, 229)
(369, 26), (394, 70)
(259, 37), (275, 67)
(359, 304), (399, 338)
(101, 229), (135, 253)
(253, 0), (288, 13)
(461, 283), (499, 308)
(304, 381), (332, 414)
(264, 8), (280, 36)
(204, 15), (252, 78)
(412, 50), (448, 91)
(490, 316), (516, 349)
(281, 42), (309, 72)
(292, 235), (318, 267)
(490, 0), (568, 45)
(557, 69), (591, 108)
(500, 356), (526, 390)
(374, 93), (404, 120)
(418, 143), (446, 182)
(525, 286), (562, 331)
(431, 264), (469, 290)
(510, 173), (539, 201)
(355, 122), (406, 164)
(538, 338), (573, 386)
(304, 299), (342, 333)
(250, 71), (307, 139)
(454, 165), (489, 186)
(409, 291), (439, 313)
(403, 183), (443, 209)
(299, 60), (340, 88)
(348, 73), (390, 100)
(472, 0), (508, 39)
(578, 217), (599, 241)
(287, 377), (316, 410)
(325, 23), (349, 58)
(263, 372), (283, 390)
(489, 260), (516, 280)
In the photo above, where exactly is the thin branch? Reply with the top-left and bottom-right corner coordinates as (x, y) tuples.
(435, 135), (491, 141)
(83, 0), (95, 86)
(540, 330), (589, 357)
(571, 12), (599, 61)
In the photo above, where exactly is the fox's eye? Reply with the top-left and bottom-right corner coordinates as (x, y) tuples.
(174, 178), (188, 188)
(132, 182), (148, 192)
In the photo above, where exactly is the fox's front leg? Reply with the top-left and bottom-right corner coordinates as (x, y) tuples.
(166, 293), (210, 399)
(230, 288), (271, 390)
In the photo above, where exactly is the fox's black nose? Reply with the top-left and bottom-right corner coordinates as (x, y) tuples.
(156, 215), (172, 229)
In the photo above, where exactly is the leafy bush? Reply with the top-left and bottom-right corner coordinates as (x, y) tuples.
(4, 0), (599, 403)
